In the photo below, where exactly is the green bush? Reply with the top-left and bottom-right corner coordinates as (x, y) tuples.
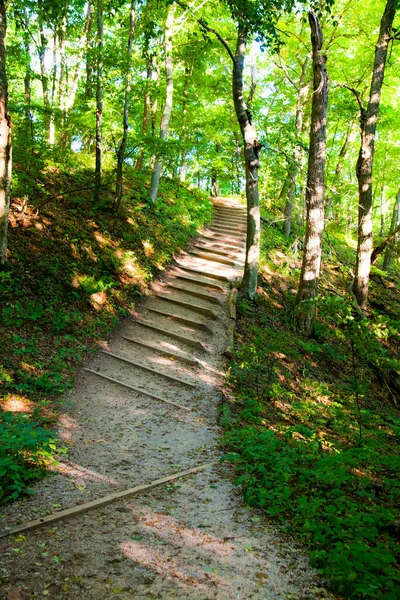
(0, 411), (58, 503)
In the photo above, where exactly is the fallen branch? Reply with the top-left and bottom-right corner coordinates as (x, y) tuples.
(371, 223), (400, 265)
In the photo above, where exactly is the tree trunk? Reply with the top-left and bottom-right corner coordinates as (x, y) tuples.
(352, 0), (396, 311)
(179, 64), (190, 182)
(48, 30), (58, 145)
(280, 54), (311, 237)
(23, 15), (33, 144)
(295, 13), (329, 337)
(61, 0), (94, 148)
(85, 0), (95, 100)
(135, 54), (153, 171)
(375, 188), (400, 270)
(148, 4), (175, 203)
(37, 0), (50, 137)
(114, 0), (136, 211)
(0, 0), (11, 268)
(232, 25), (260, 300)
(325, 119), (356, 219)
(94, 0), (103, 204)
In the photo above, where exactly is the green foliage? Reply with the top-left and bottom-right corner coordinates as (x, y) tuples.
(0, 411), (59, 504)
(0, 165), (211, 503)
(224, 226), (400, 598)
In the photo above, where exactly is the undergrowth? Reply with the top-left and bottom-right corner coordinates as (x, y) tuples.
(0, 163), (212, 503)
(223, 224), (400, 599)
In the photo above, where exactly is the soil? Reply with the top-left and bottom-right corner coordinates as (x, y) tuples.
(0, 199), (334, 600)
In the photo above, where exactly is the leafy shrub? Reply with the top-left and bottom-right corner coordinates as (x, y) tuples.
(0, 411), (58, 503)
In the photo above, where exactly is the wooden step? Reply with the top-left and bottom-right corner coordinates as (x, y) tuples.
(164, 282), (221, 304)
(134, 318), (210, 353)
(176, 264), (232, 283)
(174, 272), (226, 291)
(156, 293), (218, 319)
(148, 307), (213, 333)
(84, 369), (190, 411)
(100, 350), (195, 387)
(122, 335), (201, 367)
(188, 250), (238, 267)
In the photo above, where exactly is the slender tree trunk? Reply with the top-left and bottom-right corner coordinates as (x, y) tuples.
(295, 13), (329, 337)
(94, 0), (103, 204)
(377, 189), (400, 270)
(49, 30), (57, 145)
(325, 119), (356, 219)
(179, 64), (190, 182)
(232, 25), (261, 300)
(85, 0), (95, 100)
(114, 0), (136, 211)
(352, 0), (396, 311)
(148, 4), (175, 203)
(135, 54), (153, 170)
(37, 0), (50, 137)
(149, 50), (160, 169)
(60, 0), (94, 148)
(0, 0), (11, 268)
(280, 55), (311, 237)
(23, 18), (33, 144)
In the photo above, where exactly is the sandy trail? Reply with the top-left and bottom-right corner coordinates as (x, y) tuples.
(0, 199), (331, 600)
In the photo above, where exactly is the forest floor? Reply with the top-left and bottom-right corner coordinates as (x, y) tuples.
(0, 199), (334, 600)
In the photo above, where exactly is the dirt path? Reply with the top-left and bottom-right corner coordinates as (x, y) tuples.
(0, 199), (331, 600)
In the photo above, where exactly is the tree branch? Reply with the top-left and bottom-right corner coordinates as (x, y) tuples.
(174, 0), (235, 64)
(371, 223), (400, 265)
(337, 83), (365, 115)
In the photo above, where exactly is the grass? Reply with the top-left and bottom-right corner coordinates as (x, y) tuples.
(0, 162), (212, 503)
(222, 222), (400, 599)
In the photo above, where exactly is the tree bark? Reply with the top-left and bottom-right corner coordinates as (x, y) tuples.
(352, 0), (396, 311)
(279, 54), (311, 237)
(37, 0), (50, 136)
(232, 26), (261, 300)
(371, 189), (400, 269)
(0, 0), (11, 268)
(60, 0), (94, 148)
(295, 13), (329, 337)
(179, 64), (191, 182)
(148, 4), (175, 203)
(94, 0), (103, 204)
(114, 0), (136, 211)
(135, 54), (153, 171)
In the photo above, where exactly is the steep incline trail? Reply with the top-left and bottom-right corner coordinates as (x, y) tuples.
(0, 199), (330, 600)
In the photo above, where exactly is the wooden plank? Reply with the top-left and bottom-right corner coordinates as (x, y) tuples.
(156, 293), (218, 319)
(188, 250), (239, 267)
(175, 273), (226, 291)
(122, 335), (201, 367)
(100, 350), (195, 387)
(165, 283), (221, 305)
(134, 318), (210, 353)
(200, 234), (243, 248)
(227, 287), (238, 320)
(83, 368), (190, 411)
(148, 307), (213, 334)
(176, 265), (232, 283)
(193, 244), (241, 258)
(0, 462), (216, 539)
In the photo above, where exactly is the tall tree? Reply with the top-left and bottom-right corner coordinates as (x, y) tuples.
(295, 12), (329, 337)
(350, 0), (397, 311)
(277, 50), (311, 237)
(114, 0), (136, 211)
(0, 0), (11, 268)
(94, 0), (104, 204)
(148, 4), (175, 202)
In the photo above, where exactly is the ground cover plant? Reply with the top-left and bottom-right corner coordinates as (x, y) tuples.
(0, 163), (211, 503)
(223, 222), (400, 599)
